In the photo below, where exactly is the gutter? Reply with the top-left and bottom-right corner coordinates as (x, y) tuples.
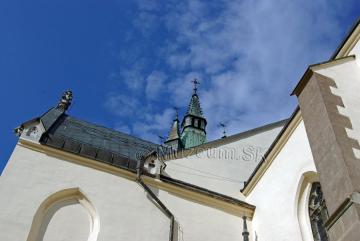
(136, 164), (175, 241)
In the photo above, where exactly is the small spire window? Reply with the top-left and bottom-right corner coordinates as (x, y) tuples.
(194, 119), (199, 127)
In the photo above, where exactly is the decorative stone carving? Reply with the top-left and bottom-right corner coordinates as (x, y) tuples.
(57, 90), (73, 111)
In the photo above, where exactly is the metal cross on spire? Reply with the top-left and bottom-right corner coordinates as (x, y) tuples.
(191, 78), (200, 94)
(172, 106), (179, 120)
(218, 122), (227, 138)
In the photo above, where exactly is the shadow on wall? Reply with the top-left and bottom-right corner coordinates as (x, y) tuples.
(26, 188), (100, 241)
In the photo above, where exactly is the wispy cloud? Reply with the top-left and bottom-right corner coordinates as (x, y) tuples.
(104, 93), (142, 117)
(105, 0), (357, 142)
(145, 71), (167, 100)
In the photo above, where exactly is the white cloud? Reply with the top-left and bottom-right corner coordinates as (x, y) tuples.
(106, 0), (357, 142)
(104, 93), (142, 117)
(133, 108), (175, 141)
(145, 71), (167, 100)
(157, 0), (355, 139)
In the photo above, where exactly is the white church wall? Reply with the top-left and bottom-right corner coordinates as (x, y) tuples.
(156, 188), (249, 241)
(0, 143), (250, 241)
(246, 121), (317, 241)
(41, 202), (90, 241)
(0, 144), (169, 241)
(164, 125), (284, 199)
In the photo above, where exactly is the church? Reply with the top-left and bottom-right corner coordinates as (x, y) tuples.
(1, 18), (360, 241)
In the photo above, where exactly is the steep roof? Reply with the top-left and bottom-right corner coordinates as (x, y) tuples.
(186, 93), (204, 118)
(37, 108), (162, 172)
(165, 119), (180, 142)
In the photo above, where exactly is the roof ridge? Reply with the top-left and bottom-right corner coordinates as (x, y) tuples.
(198, 118), (289, 148)
(161, 118), (289, 161)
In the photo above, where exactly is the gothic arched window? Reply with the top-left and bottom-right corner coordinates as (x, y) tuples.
(308, 182), (329, 241)
(27, 188), (99, 241)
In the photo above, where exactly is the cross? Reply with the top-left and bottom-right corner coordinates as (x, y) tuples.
(218, 122), (227, 138)
(191, 79), (200, 93)
(172, 106), (179, 120)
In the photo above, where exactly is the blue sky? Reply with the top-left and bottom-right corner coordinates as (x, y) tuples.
(0, 0), (359, 173)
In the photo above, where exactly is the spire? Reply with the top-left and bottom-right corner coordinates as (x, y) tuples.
(166, 114), (180, 142)
(180, 79), (207, 149)
(164, 108), (182, 150)
(186, 94), (204, 118)
(187, 79), (204, 118)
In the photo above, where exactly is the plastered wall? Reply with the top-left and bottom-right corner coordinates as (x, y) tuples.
(246, 121), (317, 241)
(165, 125), (284, 199)
(0, 143), (247, 241)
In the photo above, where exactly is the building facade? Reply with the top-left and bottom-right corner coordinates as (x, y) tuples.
(1, 18), (360, 241)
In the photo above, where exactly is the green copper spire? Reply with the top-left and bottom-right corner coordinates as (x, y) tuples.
(186, 92), (204, 118)
(164, 111), (182, 150)
(181, 79), (207, 148)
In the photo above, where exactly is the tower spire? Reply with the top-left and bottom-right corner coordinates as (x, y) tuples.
(164, 107), (182, 150)
(181, 79), (207, 148)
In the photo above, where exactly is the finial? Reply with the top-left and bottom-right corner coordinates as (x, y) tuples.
(191, 79), (200, 94)
(218, 122), (227, 138)
(57, 90), (73, 111)
(173, 106), (179, 120)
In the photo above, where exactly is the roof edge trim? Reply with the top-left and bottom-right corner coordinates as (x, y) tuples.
(162, 118), (288, 161)
(291, 55), (356, 96)
(330, 17), (360, 60)
(241, 107), (302, 196)
(18, 138), (255, 217)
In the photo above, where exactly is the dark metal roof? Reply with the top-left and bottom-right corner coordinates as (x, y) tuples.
(40, 108), (64, 130)
(38, 108), (162, 171)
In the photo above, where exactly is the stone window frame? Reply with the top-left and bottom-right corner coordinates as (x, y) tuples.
(296, 171), (320, 241)
(26, 188), (100, 241)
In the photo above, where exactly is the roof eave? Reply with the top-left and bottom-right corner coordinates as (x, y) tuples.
(291, 55), (356, 97)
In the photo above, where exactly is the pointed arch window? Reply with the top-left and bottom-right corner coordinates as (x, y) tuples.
(308, 182), (329, 241)
(27, 188), (99, 241)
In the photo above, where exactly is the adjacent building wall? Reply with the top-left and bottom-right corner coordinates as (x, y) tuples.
(246, 121), (317, 241)
(165, 125), (284, 199)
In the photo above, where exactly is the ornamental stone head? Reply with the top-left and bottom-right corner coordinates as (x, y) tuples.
(57, 90), (73, 111)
